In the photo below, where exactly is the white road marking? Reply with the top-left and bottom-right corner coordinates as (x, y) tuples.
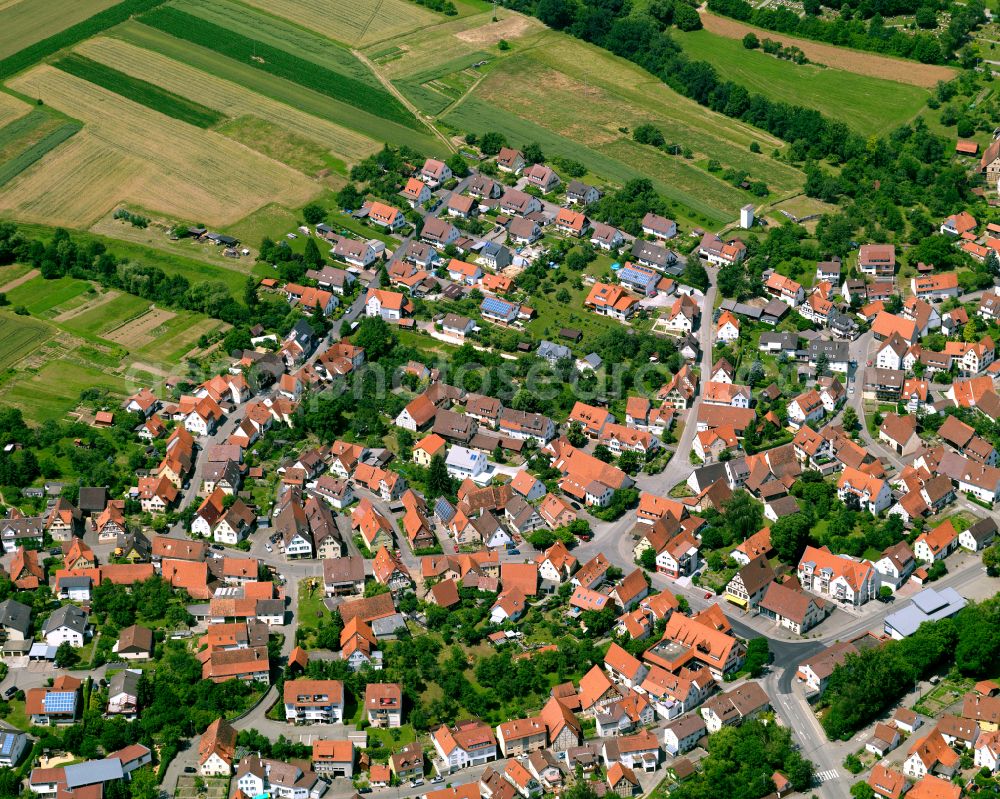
(816, 770), (840, 783)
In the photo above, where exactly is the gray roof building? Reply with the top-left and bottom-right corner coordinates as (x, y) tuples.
(43, 604), (88, 637)
(0, 599), (30, 637)
(537, 340), (572, 363)
(884, 587), (967, 639)
(65, 758), (125, 789)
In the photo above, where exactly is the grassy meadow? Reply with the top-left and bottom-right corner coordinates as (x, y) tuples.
(674, 29), (929, 137)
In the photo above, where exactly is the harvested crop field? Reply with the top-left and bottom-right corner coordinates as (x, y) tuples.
(0, 0), (117, 59)
(75, 36), (380, 166)
(236, 0), (439, 46)
(0, 92), (29, 127)
(454, 15), (538, 46)
(2, 66), (318, 227)
(112, 21), (440, 153)
(103, 307), (176, 348)
(700, 11), (956, 89)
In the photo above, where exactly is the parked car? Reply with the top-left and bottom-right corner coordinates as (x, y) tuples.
(183, 767), (196, 774)
(430, 777), (444, 784)
(211, 544), (224, 551)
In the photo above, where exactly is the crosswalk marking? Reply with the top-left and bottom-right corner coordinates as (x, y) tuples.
(816, 770), (839, 783)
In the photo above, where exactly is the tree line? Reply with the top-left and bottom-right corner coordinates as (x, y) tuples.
(509, 0), (863, 163)
(708, 0), (984, 64)
(0, 224), (250, 326)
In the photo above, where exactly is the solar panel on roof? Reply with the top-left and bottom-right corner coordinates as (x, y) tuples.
(481, 297), (515, 314)
(0, 734), (15, 756)
(43, 692), (76, 713)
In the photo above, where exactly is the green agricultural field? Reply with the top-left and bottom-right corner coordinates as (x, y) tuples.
(0, 313), (53, 370)
(169, 0), (388, 88)
(54, 53), (224, 128)
(498, 35), (803, 190)
(217, 117), (347, 177)
(139, 6), (418, 129)
(0, 0), (166, 80)
(135, 312), (227, 363)
(4, 276), (91, 316)
(0, 108), (82, 189)
(674, 29), (929, 137)
(113, 21), (441, 154)
(5, 360), (132, 422)
(365, 10), (549, 82)
(402, 24), (807, 223)
(0, 0), (118, 59)
(58, 292), (150, 338)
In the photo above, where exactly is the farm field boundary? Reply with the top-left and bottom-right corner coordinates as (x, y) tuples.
(231, 0), (440, 47)
(7, 120), (80, 189)
(699, 11), (956, 89)
(139, 6), (420, 129)
(0, 0), (168, 80)
(0, 0), (118, 60)
(74, 36), (379, 168)
(4, 66), (317, 228)
(111, 21), (439, 154)
(54, 53), (224, 128)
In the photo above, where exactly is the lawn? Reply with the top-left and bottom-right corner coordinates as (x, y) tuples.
(0, 312), (53, 370)
(674, 29), (929, 137)
(224, 203), (305, 248)
(296, 578), (328, 632)
(365, 724), (417, 753)
(113, 21), (441, 155)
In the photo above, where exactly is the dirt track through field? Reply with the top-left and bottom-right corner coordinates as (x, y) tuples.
(53, 289), (120, 322)
(0, 267), (37, 293)
(700, 11), (956, 88)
